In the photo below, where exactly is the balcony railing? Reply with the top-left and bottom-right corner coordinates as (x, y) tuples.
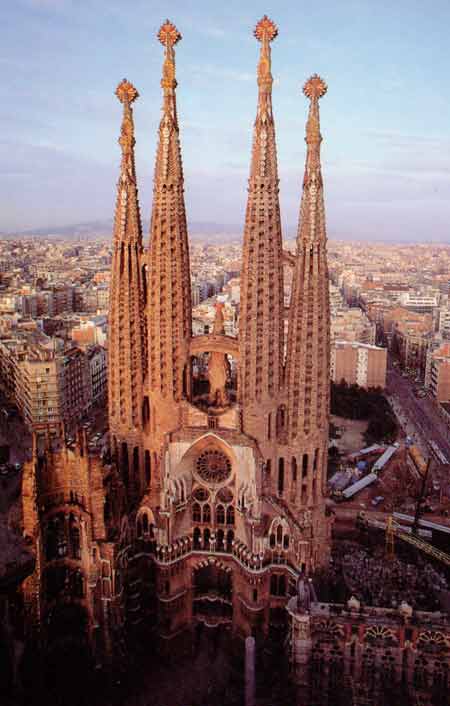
(133, 534), (299, 578)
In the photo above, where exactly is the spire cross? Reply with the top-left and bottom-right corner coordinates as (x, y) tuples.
(303, 74), (327, 145)
(115, 79), (138, 158)
(158, 19), (181, 91)
(254, 15), (277, 92)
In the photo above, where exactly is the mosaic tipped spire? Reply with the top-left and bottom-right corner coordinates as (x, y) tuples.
(147, 21), (192, 404)
(239, 17), (284, 432)
(302, 74), (327, 188)
(285, 74), (330, 462)
(254, 15), (277, 100)
(108, 78), (147, 492)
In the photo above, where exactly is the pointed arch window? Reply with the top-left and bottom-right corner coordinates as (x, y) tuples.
(276, 525), (283, 545)
(192, 503), (201, 523)
(203, 528), (211, 551)
(226, 529), (234, 551)
(202, 504), (211, 524)
(216, 505), (225, 525)
(193, 526), (201, 549)
(217, 529), (225, 551)
(142, 513), (149, 535)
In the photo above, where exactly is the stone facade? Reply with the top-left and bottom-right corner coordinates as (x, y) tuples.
(22, 17), (332, 663)
(21, 430), (124, 665)
(288, 598), (450, 706)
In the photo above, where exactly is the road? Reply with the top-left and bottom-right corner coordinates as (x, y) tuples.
(386, 365), (450, 463)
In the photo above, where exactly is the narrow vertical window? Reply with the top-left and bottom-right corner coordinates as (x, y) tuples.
(145, 450), (151, 485)
(302, 453), (308, 478)
(292, 457), (297, 483)
(278, 458), (284, 495)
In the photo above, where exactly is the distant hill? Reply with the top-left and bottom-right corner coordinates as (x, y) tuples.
(2, 220), (244, 242)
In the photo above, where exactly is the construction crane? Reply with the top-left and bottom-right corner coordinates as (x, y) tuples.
(357, 513), (450, 568)
(413, 457), (432, 536)
(385, 515), (395, 560)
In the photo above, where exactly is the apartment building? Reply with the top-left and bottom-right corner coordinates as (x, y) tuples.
(331, 341), (387, 389)
(428, 343), (450, 403)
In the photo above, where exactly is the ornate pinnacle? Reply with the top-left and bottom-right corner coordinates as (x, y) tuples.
(303, 74), (327, 149)
(303, 74), (327, 101)
(157, 19), (182, 46)
(254, 16), (277, 98)
(115, 79), (137, 158)
(158, 20), (181, 91)
(115, 78), (139, 105)
(254, 15), (278, 42)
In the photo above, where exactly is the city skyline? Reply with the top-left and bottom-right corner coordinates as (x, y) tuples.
(2, 1), (450, 239)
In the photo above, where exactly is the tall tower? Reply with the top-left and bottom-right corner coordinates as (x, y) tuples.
(108, 79), (147, 496)
(21, 430), (115, 669)
(239, 16), (285, 453)
(146, 20), (192, 452)
(285, 76), (331, 564)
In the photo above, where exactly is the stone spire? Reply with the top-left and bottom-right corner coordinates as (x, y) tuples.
(285, 75), (330, 446)
(239, 17), (284, 434)
(147, 20), (192, 407)
(108, 80), (147, 487)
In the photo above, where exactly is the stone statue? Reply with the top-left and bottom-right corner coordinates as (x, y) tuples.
(296, 573), (317, 614)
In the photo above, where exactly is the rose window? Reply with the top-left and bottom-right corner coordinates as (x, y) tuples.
(195, 449), (232, 484)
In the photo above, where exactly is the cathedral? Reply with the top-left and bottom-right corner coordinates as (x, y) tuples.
(21, 16), (332, 665)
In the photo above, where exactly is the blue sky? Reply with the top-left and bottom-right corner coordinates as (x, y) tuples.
(2, 0), (450, 240)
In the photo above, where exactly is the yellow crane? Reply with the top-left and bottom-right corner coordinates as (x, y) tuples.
(358, 513), (450, 568)
(385, 515), (395, 560)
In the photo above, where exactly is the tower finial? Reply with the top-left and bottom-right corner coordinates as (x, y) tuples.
(303, 74), (327, 157)
(115, 79), (139, 159)
(115, 78), (139, 105)
(254, 16), (277, 93)
(254, 15), (278, 42)
(303, 74), (327, 101)
(158, 20), (181, 91)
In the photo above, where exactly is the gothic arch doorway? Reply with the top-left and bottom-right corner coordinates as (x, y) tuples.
(193, 562), (233, 627)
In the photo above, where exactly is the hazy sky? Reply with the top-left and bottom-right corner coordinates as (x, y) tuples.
(2, 0), (450, 241)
